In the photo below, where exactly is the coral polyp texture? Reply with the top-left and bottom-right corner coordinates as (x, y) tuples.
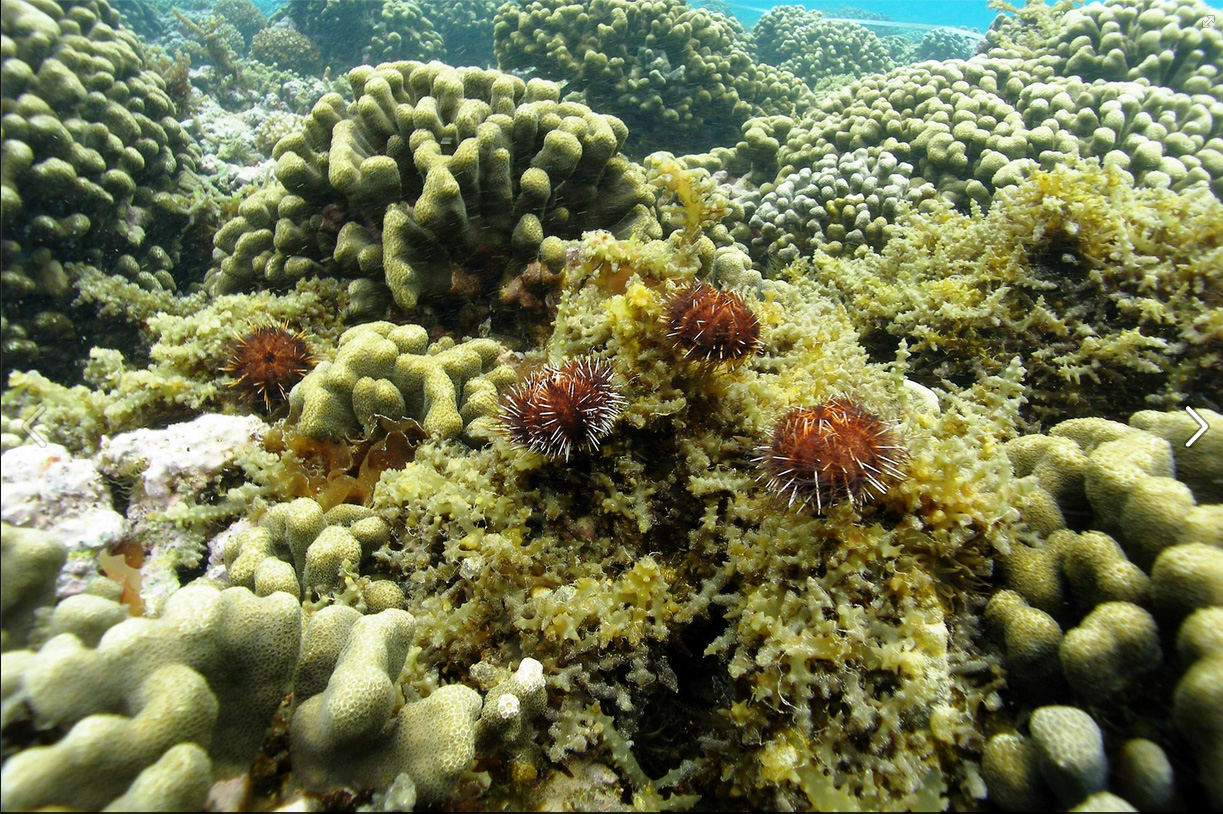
(275, 0), (445, 72)
(500, 357), (626, 460)
(0, 0), (204, 380)
(986, 408), (1223, 811)
(759, 397), (907, 513)
(711, 0), (1223, 264)
(223, 324), (314, 411)
(751, 5), (895, 87)
(208, 59), (658, 332)
(665, 281), (761, 366)
(287, 321), (515, 442)
(492, 0), (814, 155)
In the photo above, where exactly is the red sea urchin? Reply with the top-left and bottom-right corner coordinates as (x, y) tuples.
(759, 397), (907, 514)
(223, 325), (314, 411)
(501, 357), (626, 460)
(665, 281), (760, 365)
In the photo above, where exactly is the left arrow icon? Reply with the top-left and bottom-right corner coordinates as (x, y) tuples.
(14, 404), (48, 447)
(1185, 406), (1209, 447)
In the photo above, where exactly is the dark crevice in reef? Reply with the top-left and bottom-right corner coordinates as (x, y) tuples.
(632, 605), (736, 798)
(1027, 226), (1089, 287)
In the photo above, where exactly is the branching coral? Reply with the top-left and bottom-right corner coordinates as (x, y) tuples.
(806, 161), (1223, 424)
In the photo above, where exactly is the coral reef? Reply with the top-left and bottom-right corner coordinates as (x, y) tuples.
(493, 0), (814, 155)
(428, 0), (499, 68)
(724, 0), (1222, 262)
(275, 0), (444, 72)
(209, 60), (658, 335)
(1, 280), (346, 454)
(249, 24), (322, 76)
(1, 0), (206, 380)
(752, 5), (895, 86)
(212, 0), (266, 50)
(988, 0), (1223, 97)
(806, 162), (1223, 424)
(985, 409), (1223, 809)
(3, 1), (1221, 809)
(913, 27), (981, 63)
(288, 321), (514, 442)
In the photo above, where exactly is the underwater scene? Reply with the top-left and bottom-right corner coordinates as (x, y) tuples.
(1, 0), (1221, 810)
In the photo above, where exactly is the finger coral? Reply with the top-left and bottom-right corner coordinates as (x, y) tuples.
(493, 0), (813, 155)
(208, 60), (657, 336)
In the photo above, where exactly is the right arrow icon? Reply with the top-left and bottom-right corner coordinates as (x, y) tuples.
(1185, 406), (1209, 447)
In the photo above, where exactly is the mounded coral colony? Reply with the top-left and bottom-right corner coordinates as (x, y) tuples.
(1, 0), (1222, 812)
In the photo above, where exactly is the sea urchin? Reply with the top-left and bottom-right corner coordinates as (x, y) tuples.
(223, 324), (314, 411)
(501, 357), (626, 460)
(665, 281), (760, 365)
(758, 397), (906, 513)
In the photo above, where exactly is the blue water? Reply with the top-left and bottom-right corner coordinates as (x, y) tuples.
(711, 0), (1002, 31)
(712, 0), (1223, 33)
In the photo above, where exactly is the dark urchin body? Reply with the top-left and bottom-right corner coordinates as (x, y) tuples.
(223, 325), (313, 411)
(501, 358), (626, 460)
(759, 398), (907, 514)
(665, 281), (760, 366)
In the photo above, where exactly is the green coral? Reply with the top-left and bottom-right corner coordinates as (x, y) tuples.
(987, 408), (1222, 809)
(988, 0), (1223, 97)
(213, 0), (266, 48)
(493, 0), (814, 155)
(735, 0), (1222, 263)
(275, 0), (444, 72)
(0, 0), (205, 380)
(0, 523), (67, 650)
(287, 321), (514, 442)
(429, 0), (499, 68)
(752, 5), (894, 86)
(209, 60), (657, 333)
(1028, 705), (1108, 806)
(1173, 606), (1223, 807)
(250, 25), (321, 75)
(1060, 601), (1161, 702)
(291, 605), (544, 801)
(985, 589), (1063, 687)
(1, 664), (218, 811)
(0, 584), (300, 808)
(224, 497), (397, 603)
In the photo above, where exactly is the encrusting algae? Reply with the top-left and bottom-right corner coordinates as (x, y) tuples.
(2, 0), (1222, 810)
